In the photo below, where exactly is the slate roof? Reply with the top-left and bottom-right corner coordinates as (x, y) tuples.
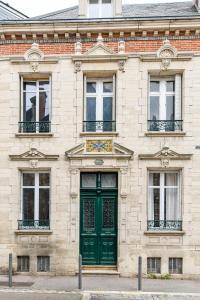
(32, 1), (199, 21)
(0, 0), (27, 20)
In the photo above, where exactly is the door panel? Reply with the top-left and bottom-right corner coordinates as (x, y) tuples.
(80, 172), (118, 266)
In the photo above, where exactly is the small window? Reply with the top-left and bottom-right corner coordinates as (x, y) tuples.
(169, 258), (182, 274)
(17, 256), (30, 272)
(81, 173), (97, 188)
(37, 256), (50, 272)
(88, 0), (113, 18)
(147, 257), (161, 274)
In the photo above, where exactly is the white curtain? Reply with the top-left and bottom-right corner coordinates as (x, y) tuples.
(165, 173), (179, 220)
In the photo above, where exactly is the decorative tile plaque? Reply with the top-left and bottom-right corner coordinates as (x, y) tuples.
(86, 140), (113, 153)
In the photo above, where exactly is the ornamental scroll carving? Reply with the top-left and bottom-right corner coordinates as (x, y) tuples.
(157, 40), (177, 70)
(24, 43), (44, 72)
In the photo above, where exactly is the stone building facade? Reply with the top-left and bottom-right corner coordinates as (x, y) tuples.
(0, 0), (200, 278)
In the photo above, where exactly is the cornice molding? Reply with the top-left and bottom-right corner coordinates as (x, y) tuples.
(9, 148), (59, 161)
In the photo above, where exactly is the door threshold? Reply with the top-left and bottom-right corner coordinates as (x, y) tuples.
(82, 266), (120, 276)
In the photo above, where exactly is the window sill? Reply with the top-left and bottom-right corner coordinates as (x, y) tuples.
(15, 230), (52, 235)
(145, 132), (186, 137)
(144, 231), (185, 236)
(80, 132), (119, 137)
(15, 133), (54, 138)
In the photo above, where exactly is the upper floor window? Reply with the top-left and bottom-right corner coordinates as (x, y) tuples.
(148, 75), (182, 132)
(18, 173), (50, 230)
(19, 78), (51, 133)
(88, 0), (113, 18)
(147, 172), (182, 231)
(83, 77), (116, 132)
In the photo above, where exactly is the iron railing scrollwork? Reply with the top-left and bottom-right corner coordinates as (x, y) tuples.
(83, 121), (116, 132)
(19, 122), (51, 133)
(18, 220), (50, 230)
(147, 220), (182, 231)
(148, 120), (183, 132)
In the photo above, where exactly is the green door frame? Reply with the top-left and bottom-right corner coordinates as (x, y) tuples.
(80, 172), (118, 266)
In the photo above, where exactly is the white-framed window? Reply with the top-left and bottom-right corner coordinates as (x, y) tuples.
(20, 77), (51, 133)
(84, 77), (116, 132)
(148, 75), (182, 131)
(19, 173), (50, 229)
(148, 171), (182, 230)
(88, 0), (113, 18)
(169, 258), (183, 274)
(147, 257), (161, 274)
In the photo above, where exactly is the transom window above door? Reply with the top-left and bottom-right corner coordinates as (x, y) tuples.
(19, 78), (51, 133)
(83, 78), (116, 132)
(88, 0), (113, 18)
(148, 75), (182, 132)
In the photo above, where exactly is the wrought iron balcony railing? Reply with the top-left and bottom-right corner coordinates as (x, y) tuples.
(147, 220), (182, 231)
(19, 122), (51, 133)
(83, 121), (116, 132)
(18, 220), (50, 230)
(148, 120), (183, 132)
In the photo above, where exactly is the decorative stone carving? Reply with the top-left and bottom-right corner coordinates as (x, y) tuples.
(65, 142), (134, 160)
(24, 43), (44, 61)
(24, 43), (44, 72)
(9, 148), (59, 161)
(118, 40), (125, 54)
(118, 60), (125, 72)
(75, 41), (82, 55)
(74, 61), (82, 73)
(30, 159), (38, 168)
(157, 40), (177, 70)
(139, 146), (192, 162)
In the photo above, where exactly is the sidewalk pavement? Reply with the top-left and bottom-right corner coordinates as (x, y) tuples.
(1, 274), (200, 294)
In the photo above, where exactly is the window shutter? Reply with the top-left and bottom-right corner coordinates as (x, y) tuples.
(175, 74), (182, 120)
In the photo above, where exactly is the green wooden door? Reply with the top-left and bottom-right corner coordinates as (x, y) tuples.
(80, 173), (118, 265)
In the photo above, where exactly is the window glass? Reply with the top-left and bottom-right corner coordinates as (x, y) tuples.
(39, 189), (49, 221)
(23, 174), (35, 186)
(23, 189), (34, 220)
(166, 81), (175, 92)
(150, 81), (159, 93)
(23, 82), (37, 122)
(169, 258), (182, 274)
(17, 256), (29, 272)
(150, 96), (159, 121)
(165, 173), (178, 186)
(101, 174), (117, 188)
(82, 174), (97, 188)
(39, 81), (49, 122)
(37, 256), (50, 272)
(87, 82), (96, 93)
(89, 0), (99, 18)
(86, 98), (96, 121)
(103, 82), (113, 93)
(39, 173), (50, 186)
(166, 96), (175, 121)
(147, 257), (161, 274)
(102, 0), (112, 17)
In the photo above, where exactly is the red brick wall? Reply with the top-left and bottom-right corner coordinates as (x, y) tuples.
(0, 39), (199, 56)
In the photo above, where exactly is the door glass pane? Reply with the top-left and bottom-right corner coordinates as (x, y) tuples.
(82, 174), (96, 188)
(102, 199), (114, 228)
(166, 81), (175, 92)
(23, 174), (35, 186)
(23, 189), (34, 220)
(83, 198), (95, 230)
(150, 81), (159, 93)
(39, 174), (50, 186)
(103, 82), (113, 93)
(87, 82), (96, 93)
(166, 96), (175, 120)
(23, 82), (37, 122)
(39, 189), (49, 221)
(101, 174), (117, 188)
(150, 96), (159, 120)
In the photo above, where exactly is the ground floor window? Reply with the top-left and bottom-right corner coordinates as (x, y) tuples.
(169, 258), (183, 274)
(147, 257), (161, 274)
(18, 172), (50, 230)
(37, 256), (50, 272)
(17, 256), (30, 272)
(148, 171), (182, 231)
